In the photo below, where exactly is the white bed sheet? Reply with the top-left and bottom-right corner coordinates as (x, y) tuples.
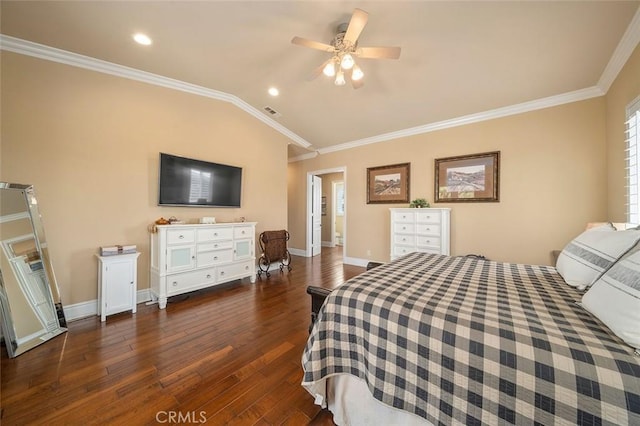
(322, 374), (433, 426)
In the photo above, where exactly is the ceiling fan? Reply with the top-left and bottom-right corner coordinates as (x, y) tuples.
(291, 8), (401, 89)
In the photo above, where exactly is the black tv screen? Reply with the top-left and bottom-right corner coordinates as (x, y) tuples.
(158, 153), (242, 207)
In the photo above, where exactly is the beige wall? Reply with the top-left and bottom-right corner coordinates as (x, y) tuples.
(289, 98), (608, 266)
(1, 52), (290, 306)
(607, 44), (640, 220)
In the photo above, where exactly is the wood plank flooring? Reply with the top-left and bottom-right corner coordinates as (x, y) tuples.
(1, 246), (362, 425)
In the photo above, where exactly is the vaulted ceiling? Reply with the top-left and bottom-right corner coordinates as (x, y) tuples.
(2, 1), (639, 160)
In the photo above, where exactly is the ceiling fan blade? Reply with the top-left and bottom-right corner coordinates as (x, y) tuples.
(291, 36), (334, 52)
(356, 46), (401, 60)
(343, 8), (369, 45)
(308, 58), (333, 81)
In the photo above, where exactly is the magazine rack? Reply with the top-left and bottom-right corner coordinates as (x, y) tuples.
(257, 230), (292, 277)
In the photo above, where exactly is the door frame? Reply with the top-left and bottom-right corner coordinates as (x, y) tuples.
(306, 167), (347, 257)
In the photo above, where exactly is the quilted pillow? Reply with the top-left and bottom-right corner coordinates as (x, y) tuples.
(556, 224), (640, 290)
(582, 243), (640, 351)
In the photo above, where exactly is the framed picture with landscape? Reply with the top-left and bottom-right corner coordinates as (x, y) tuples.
(434, 151), (500, 202)
(367, 163), (410, 204)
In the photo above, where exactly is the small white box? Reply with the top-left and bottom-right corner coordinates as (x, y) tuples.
(200, 217), (216, 224)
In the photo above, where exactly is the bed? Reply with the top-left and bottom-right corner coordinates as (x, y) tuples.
(302, 251), (640, 425)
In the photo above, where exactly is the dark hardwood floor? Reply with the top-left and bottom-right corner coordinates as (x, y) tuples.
(1, 246), (362, 425)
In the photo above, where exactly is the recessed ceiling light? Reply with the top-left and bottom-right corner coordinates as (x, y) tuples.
(268, 87), (279, 97)
(133, 33), (152, 46)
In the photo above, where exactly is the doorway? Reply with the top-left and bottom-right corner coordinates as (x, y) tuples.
(306, 167), (346, 258)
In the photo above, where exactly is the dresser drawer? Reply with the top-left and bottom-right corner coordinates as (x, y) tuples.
(167, 229), (195, 245)
(393, 234), (415, 245)
(166, 268), (216, 296)
(416, 223), (441, 236)
(198, 240), (233, 252)
(416, 211), (441, 224)
(416, 235), (441, 248)
(392, 211), (415, 223)
(234, 226), (253, 239)
(196, 249), (233, 267)
(217, 260), (253, 281)
(197, 227), (233, 242)
(392, 245), (415, 257)
(394, 223), (415, 234)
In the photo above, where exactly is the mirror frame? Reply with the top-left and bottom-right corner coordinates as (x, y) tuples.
(0, 182), (67, 357)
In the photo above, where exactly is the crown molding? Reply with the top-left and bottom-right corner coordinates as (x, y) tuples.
(598, 7), (640, 93)
(288, 151), (319, 163)
(318, 86), (605, 155)
(0, 35), (312, 149)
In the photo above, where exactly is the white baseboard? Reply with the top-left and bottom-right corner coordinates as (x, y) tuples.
(343, 257), (371, 267)
(289, 247), (307, 257)
(288, 247), (377, 268)
(64, 289), (153, 322)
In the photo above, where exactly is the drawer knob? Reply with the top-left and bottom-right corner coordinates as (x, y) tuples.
(214, 244), (218, 248)
(402, 226), (406, 230)
(245, 266), (249, 270)
(220, 271), (225, 276)
(214, 232), (218, 236)
(191, 256), (195, 259)
(402, 238), (406, 242)
(179, 235), (184, 239)
(214, 256), (218, 260)
(206, 274), (211, 279)
(172, 281), (178, 286)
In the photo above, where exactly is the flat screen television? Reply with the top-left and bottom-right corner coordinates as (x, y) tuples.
(158, 153), (242, 207)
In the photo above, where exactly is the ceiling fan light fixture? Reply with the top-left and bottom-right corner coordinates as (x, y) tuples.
(323, 60), (336, 77)
(340, 53), (355, 70)
(334, 70), (346, 86)
(351, 65), (364, 81)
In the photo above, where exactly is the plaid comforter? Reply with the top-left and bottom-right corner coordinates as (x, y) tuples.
(302, 253), (640, 425)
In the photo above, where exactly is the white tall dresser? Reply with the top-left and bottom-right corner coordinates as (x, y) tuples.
(390, 208), (451, 261)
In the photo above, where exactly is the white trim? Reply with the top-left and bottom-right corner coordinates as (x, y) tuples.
(63, 288), (153, 322)
(0, 212), (30, 223)
(598, 7), (640, 93)
(288, 247), (306, 257)
(63, 299), (97, 322)
(316, 86), (604, 156)
(288, 151), (318, 163)
(321, 241), (335, 248)
(343, 256), (371, 268)
(0, 35), (312, 149)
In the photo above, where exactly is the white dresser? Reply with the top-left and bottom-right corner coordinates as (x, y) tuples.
(390, 208), (451, 261)
(150, 222), (256, 309)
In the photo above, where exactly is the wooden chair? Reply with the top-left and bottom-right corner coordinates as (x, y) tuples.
(257, 230), (292, 278)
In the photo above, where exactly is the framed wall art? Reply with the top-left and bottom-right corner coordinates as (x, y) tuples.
(434, 151), (500, 202)
(367, 163), (410, 204)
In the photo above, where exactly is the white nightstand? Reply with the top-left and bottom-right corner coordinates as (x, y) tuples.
(96, 252), (140, 322)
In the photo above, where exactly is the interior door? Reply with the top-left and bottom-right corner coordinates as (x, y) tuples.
(312, 175), (322, 256)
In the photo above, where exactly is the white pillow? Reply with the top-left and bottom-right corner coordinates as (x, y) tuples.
(556, 224), (640, 290)
(582, 243), (640, 351)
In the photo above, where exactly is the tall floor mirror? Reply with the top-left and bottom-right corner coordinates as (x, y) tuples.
(0, 183), (67, 358)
